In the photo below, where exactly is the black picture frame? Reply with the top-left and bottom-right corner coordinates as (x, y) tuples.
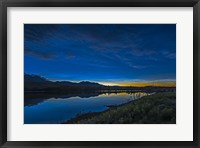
(0, 0), (200, 147)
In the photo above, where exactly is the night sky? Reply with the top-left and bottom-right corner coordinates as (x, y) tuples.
(24, 24), (176, 86)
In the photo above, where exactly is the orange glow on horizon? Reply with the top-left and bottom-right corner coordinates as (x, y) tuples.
(102, 81), (176, 87)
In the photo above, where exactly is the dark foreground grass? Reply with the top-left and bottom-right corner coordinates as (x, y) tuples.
(66, 92), (176, 124)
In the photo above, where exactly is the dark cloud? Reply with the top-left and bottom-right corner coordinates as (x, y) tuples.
(24, 24), (176, 58)
(25, 47), (55, 60)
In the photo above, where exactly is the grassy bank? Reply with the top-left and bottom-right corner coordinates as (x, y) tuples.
(66, 92), (176, 124)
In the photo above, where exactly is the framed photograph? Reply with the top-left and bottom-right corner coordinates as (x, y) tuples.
(0, 0), (199, 147)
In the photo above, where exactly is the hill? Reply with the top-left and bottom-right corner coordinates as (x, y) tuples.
(24, 73), (104, 91)
(24, 74), (176, 93)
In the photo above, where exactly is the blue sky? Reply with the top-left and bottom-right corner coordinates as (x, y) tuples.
(24, 24), (176, 86)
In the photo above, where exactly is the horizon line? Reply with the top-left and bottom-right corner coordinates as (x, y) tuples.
(25, 73), (176, 87)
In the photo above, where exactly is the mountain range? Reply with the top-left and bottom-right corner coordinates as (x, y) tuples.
(24, 74), (176, 93)
(24, 73), (103, 91)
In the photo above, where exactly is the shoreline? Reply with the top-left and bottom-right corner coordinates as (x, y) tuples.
(63, 92), (176, 124)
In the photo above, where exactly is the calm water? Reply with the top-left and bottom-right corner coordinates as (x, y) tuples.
(24, 92), (149, 124)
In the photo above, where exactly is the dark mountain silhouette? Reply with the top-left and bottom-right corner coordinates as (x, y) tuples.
(24, 74), (104, 91)
(78, 81), (102, 87)
(25, 74), (50, 83)
(24, 73), (176, 93)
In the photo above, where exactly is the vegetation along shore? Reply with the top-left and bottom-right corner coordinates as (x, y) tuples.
(64, 92), (176, 124)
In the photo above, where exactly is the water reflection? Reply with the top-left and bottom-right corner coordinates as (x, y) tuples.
(24, 92), (150, 124)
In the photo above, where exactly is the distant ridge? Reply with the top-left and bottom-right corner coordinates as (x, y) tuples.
(24, 73), (103, 91)
(24, 73), (176, 93)
(78, 81), (102, 87)
(25, 73), (50, 83)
